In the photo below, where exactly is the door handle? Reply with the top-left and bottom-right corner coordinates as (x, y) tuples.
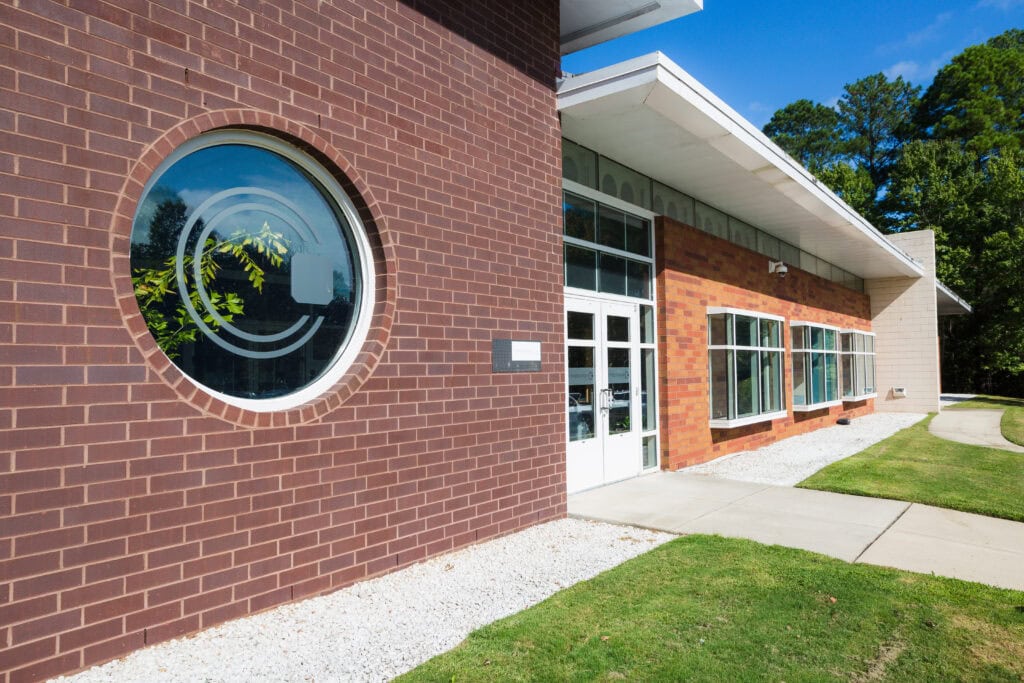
(599, 388), (613, 411)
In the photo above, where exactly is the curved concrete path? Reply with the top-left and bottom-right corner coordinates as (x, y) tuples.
(929, 409), (1024, 453)
(569, 473), (1024, 592)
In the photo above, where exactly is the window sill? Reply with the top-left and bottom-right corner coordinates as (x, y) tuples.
(843, 393), (877, 402)
(710, 410), (788, 430)
(792, 400), (844, 412)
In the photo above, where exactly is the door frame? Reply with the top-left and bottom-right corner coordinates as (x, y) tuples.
(565, 294), (643, 493)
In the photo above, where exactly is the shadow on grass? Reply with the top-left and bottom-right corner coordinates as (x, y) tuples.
(398, 536), (1024, 683)
(946, 395), (1024, 409)
(799, 415), (1024, 522)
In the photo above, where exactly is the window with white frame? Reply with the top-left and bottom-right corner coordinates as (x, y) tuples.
(708, 308), (786, 428)
(563, 191), (653, 300)
(791, 323), (841, 410)
(841, 330), (877, 400)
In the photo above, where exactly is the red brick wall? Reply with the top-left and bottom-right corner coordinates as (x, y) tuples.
(656, 217), (874, 470)
(0, 2), (563, 680)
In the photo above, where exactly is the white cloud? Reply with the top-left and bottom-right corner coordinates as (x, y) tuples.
(876, 12), (954, 54)
(926, 49), (958, 77)
(884, 60), (921, 81)
(976, 0), (1024, 9)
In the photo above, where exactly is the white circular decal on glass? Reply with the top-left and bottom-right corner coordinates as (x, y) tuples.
(130, 132), (373, 409)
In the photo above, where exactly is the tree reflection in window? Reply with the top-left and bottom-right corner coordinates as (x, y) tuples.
(130, 137), (362, 400)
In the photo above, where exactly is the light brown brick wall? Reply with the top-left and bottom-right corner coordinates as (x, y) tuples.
(866, 230), (941, 413)
(656, 216), (874, 469)
(0, 1), (563, 680)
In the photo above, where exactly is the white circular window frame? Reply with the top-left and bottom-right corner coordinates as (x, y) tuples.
(135, 129), (376, 413)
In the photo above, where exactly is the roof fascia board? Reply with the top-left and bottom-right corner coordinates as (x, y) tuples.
(936, 280), (973, 314)
(557, 53), (926, 280)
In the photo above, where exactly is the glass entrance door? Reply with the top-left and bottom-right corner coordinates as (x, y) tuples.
(566, 296), (642, 493)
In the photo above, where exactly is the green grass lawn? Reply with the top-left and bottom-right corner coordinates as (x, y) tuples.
(798, 414), (1024, 522)
(398, 535), (1024, 682)
(945, 394), (1024, 446)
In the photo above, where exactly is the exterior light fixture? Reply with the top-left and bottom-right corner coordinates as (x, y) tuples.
(769, 260), (788, 277)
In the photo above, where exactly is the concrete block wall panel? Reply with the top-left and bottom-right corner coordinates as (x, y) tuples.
(656, 217), (875, 470)
(0, 1), (563, 680)
(866, 230), (941, 414)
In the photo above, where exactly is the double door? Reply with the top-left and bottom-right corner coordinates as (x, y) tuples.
(566, 296), (642, 493)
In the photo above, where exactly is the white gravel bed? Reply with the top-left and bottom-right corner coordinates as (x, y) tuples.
(52, 519), (675, 683)
(681, 412), (927, 486)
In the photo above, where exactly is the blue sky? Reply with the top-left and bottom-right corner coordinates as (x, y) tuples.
(561, 0), (1024, 128)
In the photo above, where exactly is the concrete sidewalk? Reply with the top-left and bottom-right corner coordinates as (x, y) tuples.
(929, 409), (1024, 452)
(569, 472), (1024, 592)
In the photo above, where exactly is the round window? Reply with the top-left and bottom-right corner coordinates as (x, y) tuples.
(130, 131), (374, 410)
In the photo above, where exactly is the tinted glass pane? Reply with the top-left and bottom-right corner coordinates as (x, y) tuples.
(736, 350), (758, 418)
(562, 140), (596, 189)
(792, 326), (805, 350)
(567, 311), (593, 340)
(817, 258), (833, 280)
(760, 319), (781, 348)
(761, 350), (782, 413)
(709, 349), (733, 420)
(825, 353), (839, 402)
(653, 182), (695, 225)
(841, 333), (853, 353)
(857, 354), (868, 397)
(735, 315), (757, 348)
(757, 232), (780, 259)
(866, 356), (876, 393)
(626, 260), (651, 299)
(800, 251), (819, 274)
(606, 315), (629, 342)
(641, 348), (656, 431)
(131, 142), (360, 400)
(730, 219), (757, 251)
(563, 193), (596, 242)
(642, 434), (658, 469)
(599, 253), (627, 296)
(607, 347), (631, 434)
(625, 215), (651, 257)
(695, 202), (728, 239)
(709, 313), (730, 346)
(811, 352), (825, 404)
(598, 206), (626, 251)
(780, 241), (801, 266)
(568, 345), (595, 441)
(842, 354), (855, 397)
(824, 329), (836, 351)
(810, 326), (825, 350)
(640, 305), (654, 344)
(792, 352), (806, 406)
(599, 156), (650, 209)
(565, 245), (596, 290)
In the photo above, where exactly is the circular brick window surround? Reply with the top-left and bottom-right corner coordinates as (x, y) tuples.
(113, 113), (392, 425)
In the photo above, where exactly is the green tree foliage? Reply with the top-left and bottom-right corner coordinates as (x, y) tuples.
(762, 99), (842, 171)
(916, 42), (1024, 157)
(761, 29), (1024, 394)
(985, 27), (1024, 52)
(886, 141), (1024, 391)
(837, 73), (920, 194)
(133, 222), (289, 359)
(816, 162), (878, 225)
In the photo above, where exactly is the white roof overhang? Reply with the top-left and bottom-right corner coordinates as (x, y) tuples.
(560, 1), (703, 55)
(937, 281), (972, 316)
(557, 52), (926, 281)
